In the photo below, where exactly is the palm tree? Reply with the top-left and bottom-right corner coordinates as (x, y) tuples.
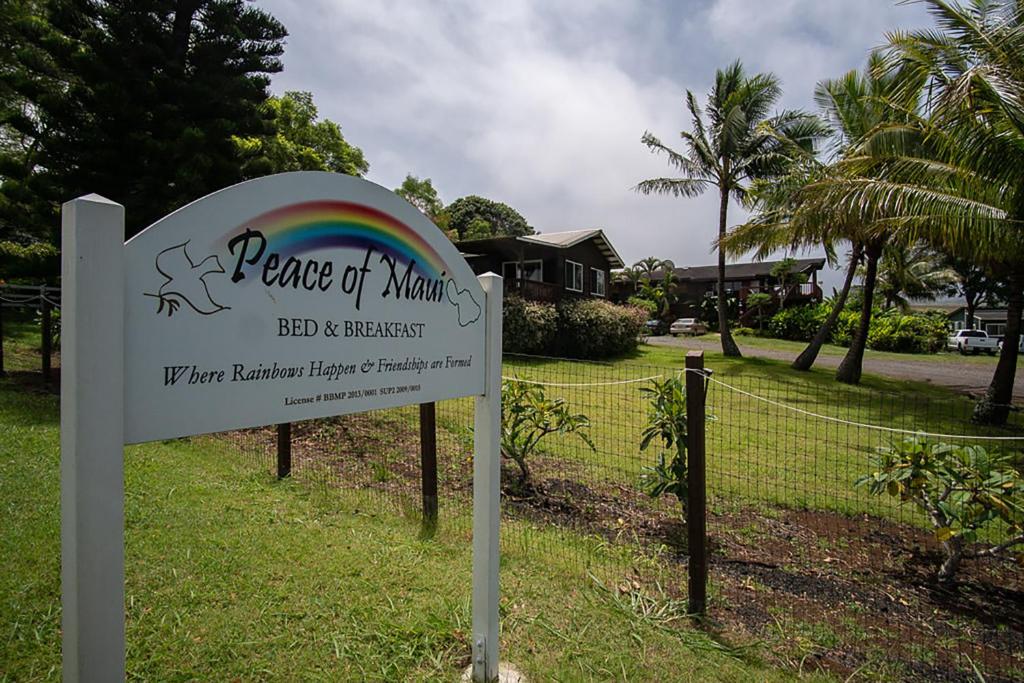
(637, 60), (823, 357)
(799, 1), (1024, 422)
(872, 243), (957, 311)
(721, 52), (913, 375)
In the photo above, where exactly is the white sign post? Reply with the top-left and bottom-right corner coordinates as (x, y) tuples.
(60, 172), (503, 682)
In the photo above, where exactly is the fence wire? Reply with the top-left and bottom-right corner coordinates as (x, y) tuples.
(210, 352), (1022, 682)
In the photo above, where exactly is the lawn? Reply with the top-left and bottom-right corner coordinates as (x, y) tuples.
(0, 377), (823, 682)
(487, 344), (1024, 532)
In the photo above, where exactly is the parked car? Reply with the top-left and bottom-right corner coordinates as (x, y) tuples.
(947, 329), (998, 355)
(670, 318), (707, 336)
(998, 335), (1024, 354)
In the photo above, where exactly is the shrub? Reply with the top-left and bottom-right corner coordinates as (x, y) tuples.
(501, 378), (594, 490)
(555, 299), (647, 359)
(856, 438), (1024, 582)
(866, 310), (947, 354)
(767, 303), (830, 341)
(503, 295), (557, 354)
(638, 377), (688, 510)
(732, 326), (758, 336)
(627, 296), (658, 319)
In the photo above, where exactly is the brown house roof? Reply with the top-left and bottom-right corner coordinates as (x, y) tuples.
(456, 229), (625, 268)
(646, 257), (825, 283)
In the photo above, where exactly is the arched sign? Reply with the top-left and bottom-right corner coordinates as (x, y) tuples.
(60, 173), (502, 682)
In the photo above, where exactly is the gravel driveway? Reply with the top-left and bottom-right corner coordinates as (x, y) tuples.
(647, 335), (1024, 401)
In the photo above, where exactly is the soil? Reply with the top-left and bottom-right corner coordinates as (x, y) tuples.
(647, 335), (1024, 401)
(231, 417), (1024, 683)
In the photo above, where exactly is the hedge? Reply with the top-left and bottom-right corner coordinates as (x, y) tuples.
(766, 302), (949, 354)
(503, 295), (647, 359)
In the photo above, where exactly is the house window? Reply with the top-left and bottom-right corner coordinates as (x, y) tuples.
(987, 323), (1007, 337)
(591, 268), (606, 297)
(502, 260), (543, 282)
(565, 260), (584, 292)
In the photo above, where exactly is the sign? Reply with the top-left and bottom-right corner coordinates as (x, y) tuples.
(123, 172), (485, 443)
(60, 173), (503, 682)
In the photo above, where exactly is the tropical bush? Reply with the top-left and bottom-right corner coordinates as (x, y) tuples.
(866, 310), (948, 353)
(555, 299), (647, 359)
(856, 438), (1024, 582)
(503, 295), (558, 354)
(501, 378), (594, 490)
(638, 377), (689, 510)
(767, 303), (830, 341)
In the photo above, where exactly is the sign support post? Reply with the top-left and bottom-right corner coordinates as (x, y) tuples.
(61, 194), (126, 683)
(471, 273), (502, 682)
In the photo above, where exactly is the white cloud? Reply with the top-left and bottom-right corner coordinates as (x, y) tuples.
(260, 0), (934, 286)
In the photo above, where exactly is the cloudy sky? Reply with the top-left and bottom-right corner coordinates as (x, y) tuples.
(259, 0), (934, 287)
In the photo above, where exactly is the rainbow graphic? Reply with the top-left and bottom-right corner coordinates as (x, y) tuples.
(221, 200), (449, 280)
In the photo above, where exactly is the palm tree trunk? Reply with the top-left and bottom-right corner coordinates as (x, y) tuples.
(973, 273), (1022, 425)
(793, 244), (862, 371)
(965, 294), (977, 330)
(836, 242), (881, 384)
(717, 185), (741, 357)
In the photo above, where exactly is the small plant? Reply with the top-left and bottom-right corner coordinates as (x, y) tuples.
(501, 378), (594, 490)
(639, 377), (688, 510)
(856, 437), (1024, 582)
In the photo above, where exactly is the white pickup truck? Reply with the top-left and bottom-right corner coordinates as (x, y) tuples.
(947, 329), (999, 355)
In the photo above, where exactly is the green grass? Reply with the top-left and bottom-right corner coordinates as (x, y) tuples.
(494, 344), (1024, 531)
(1, 315), (47, 373)
(0, 379), (826, 682)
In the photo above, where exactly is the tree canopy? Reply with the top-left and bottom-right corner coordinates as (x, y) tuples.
(236, 91), (367, 178)
(0, 0), (288, 240)
(446, 195), (533, 240)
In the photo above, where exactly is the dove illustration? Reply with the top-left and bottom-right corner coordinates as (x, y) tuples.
(446, 280), (482, 327)
(147, 241), (231, 316)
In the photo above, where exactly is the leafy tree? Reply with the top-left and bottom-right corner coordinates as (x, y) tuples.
(0, 0), (287, 239)
(447, 195), (533, 239)
(769, 257), (808, 310)
(637, 60), (824, 358)
(394, 173), (445, 225)
(871, 244), (957, 311)
(638, 377), (689, 512)
(614, 265), (646, 293)
(857, 438), (1024, 582)
(501, 378), (594, 490)
(638, 260), (677, 319)
(945, 255), (1006, 330)
(236, 91), (367, 178)
(746, 291), (772, 332)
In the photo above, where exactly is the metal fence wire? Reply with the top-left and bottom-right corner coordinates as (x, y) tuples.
(216, 352), (1023, 682)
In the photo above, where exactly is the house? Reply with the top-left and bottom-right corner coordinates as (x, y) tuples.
(456, 229), (625, 302)
(612, 257), (826, 319)
(947, 307), (1020, 338)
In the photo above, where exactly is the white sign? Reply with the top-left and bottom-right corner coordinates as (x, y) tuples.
(123, 172), (485, 443)
(60, 173), (503, 682)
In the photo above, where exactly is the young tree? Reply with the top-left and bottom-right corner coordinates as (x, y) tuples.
(236, 91), (367, 178)
(746, 291), (772, 333)
(769, 257), (808, 310)
(395, 174), (443, 218)
(0, 0), (287, 239)
(446, 195), (533, 239)
(637, 60), (823, 358)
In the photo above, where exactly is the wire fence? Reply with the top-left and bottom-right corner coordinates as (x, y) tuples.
(143, 352), (1024, 681)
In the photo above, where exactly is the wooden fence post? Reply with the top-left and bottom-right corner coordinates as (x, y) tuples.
(685, 350), (708, 616)
(277, 422), (291, 478)
(41, 288), (52, 386)
(420, 402), (438, 529)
